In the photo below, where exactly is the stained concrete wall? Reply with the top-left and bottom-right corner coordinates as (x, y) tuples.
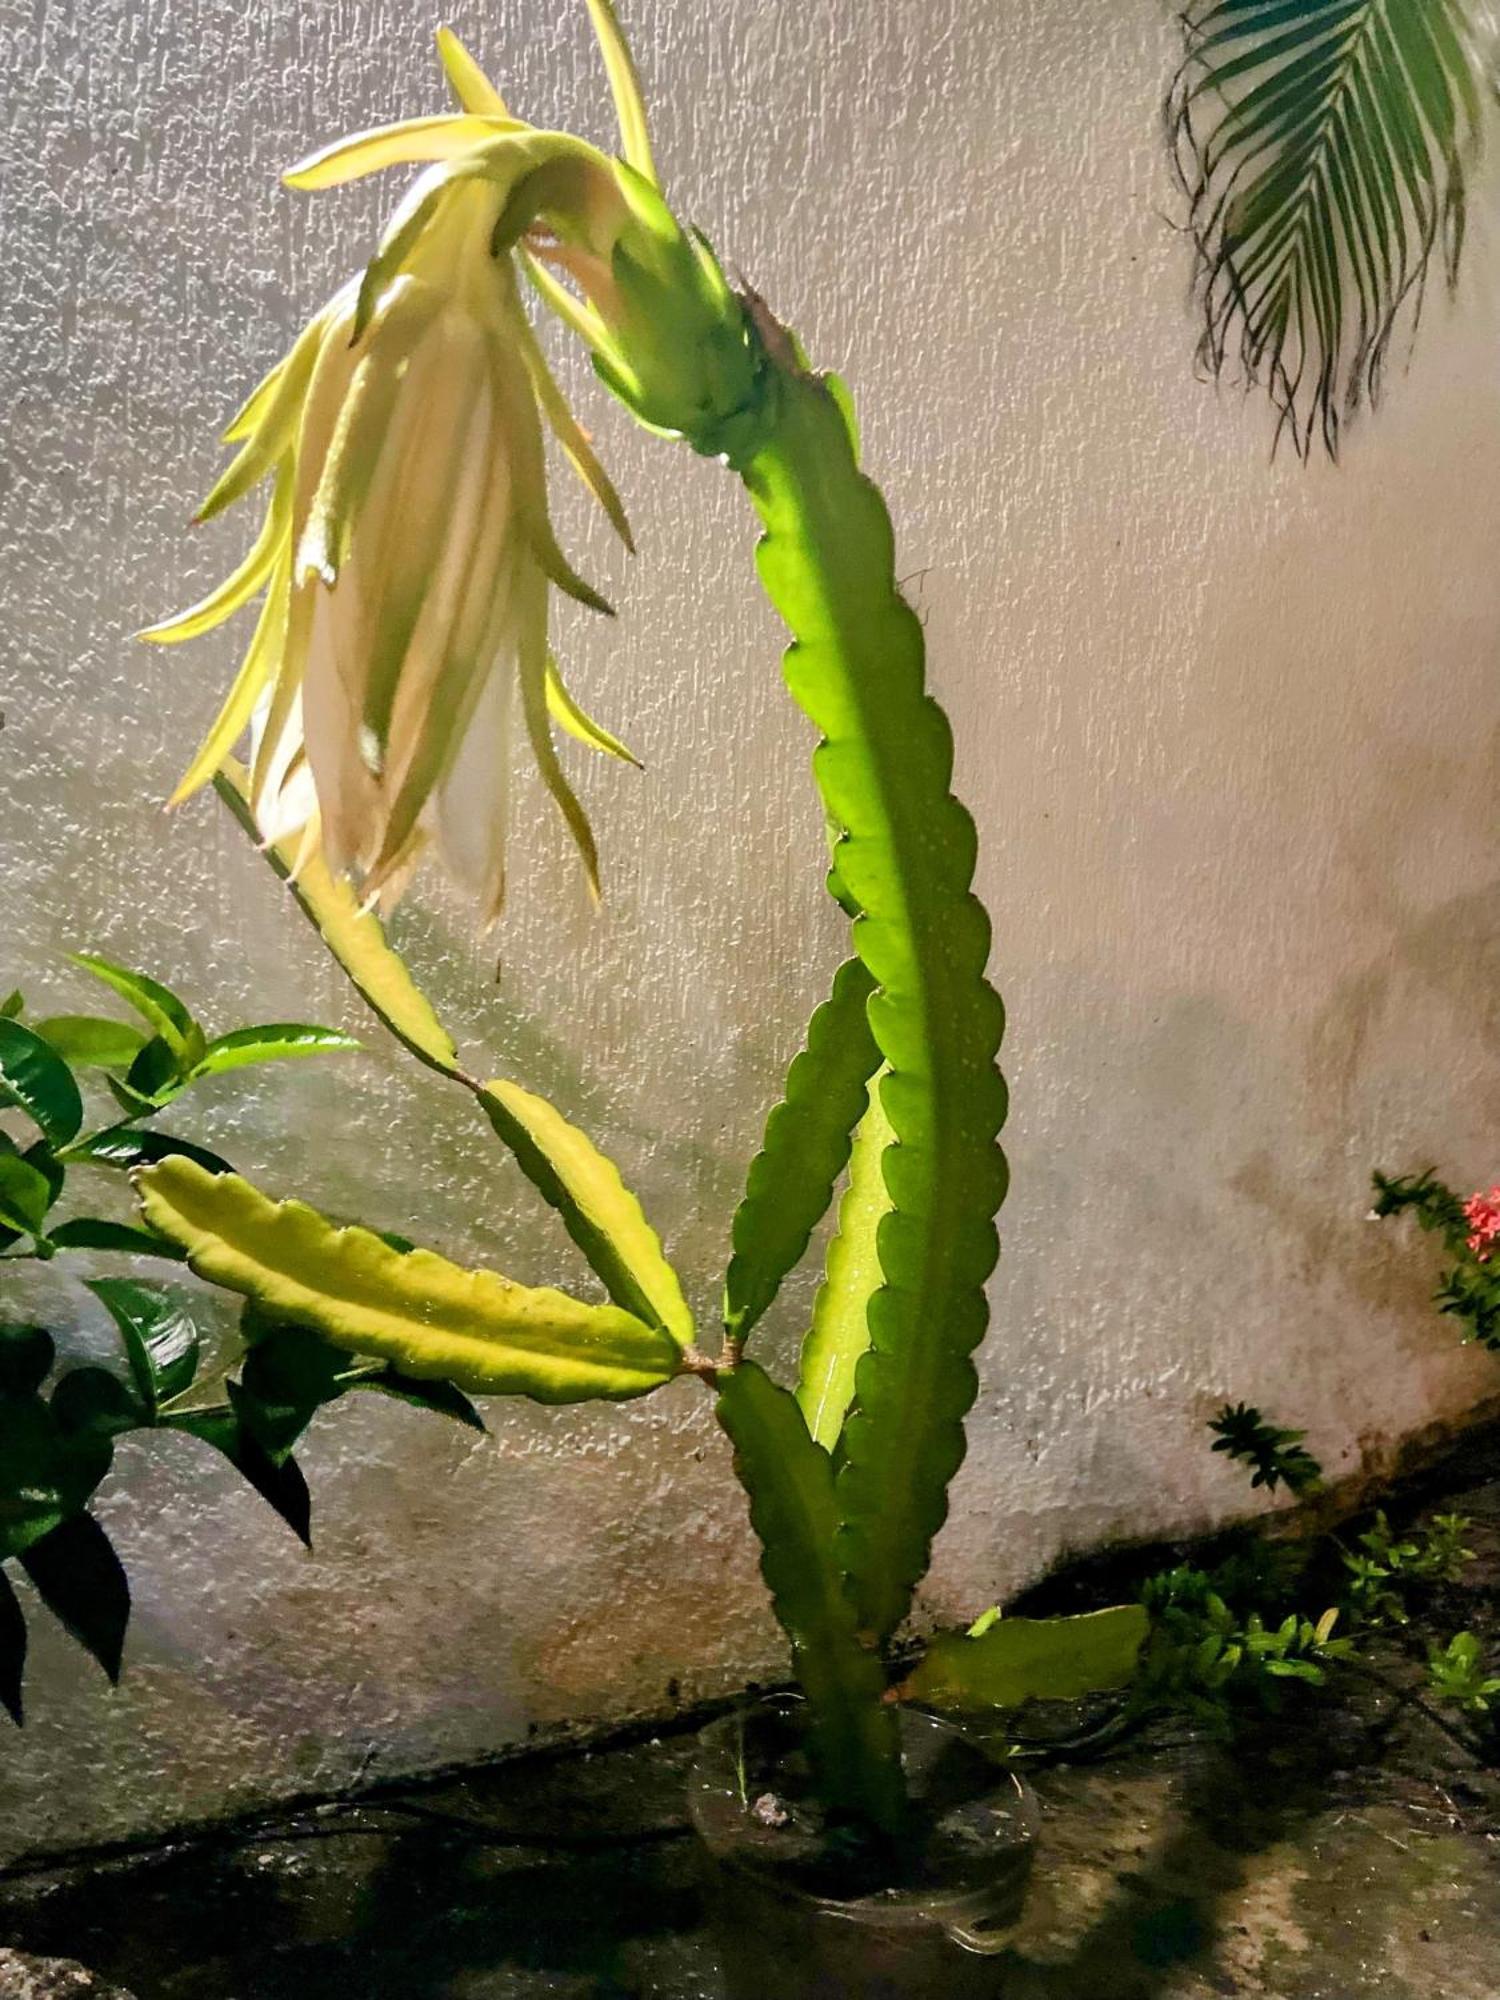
(1, 0), (1497, 1859)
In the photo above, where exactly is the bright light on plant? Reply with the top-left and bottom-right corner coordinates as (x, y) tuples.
(144, 26), (667, 923)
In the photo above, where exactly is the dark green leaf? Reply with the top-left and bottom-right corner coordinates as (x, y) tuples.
(85, 1279), (200, 1412)
(47, 1217), (185, 1259)
(22, 1140), (64, 1210)
(0, 1156), (55, 1239)
(233, 1332), (351, 1463)
(66, 1124), (232, 1175)
(188, 1024), (361, 1077)
(166, 1409), (312, 1545)
(32, 1016), (147, 1070)
(69, 955), (205, 1068)
(51, 1367), (146, 1440)
(0, 1019), (83, 1147)
(0, 991), (23, 1021)
(0, 1326), (55, 1399)
(723, 956), (880, 1347)
(19, 1513), (130, 1683)
(0, 1395), (111, 1559)
(357, 1369), (486, 1432)
(0, 1568), (25, 1723)
(106, 1074), (168, 1119)
(239, 1315), (485, 1439)
(124, 1035), (186, 1104)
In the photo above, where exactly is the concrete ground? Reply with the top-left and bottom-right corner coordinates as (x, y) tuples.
(0, 1469), (1496, 1998)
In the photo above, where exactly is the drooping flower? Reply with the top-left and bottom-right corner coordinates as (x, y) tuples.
(146, 21), (652, 923)
(1462, 1186), (1500, 1264)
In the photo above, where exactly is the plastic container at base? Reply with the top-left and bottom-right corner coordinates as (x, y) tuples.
(687, 1698), (1037, 2000)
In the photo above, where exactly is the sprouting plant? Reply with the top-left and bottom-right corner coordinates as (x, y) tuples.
(1209, 1402), (1323, 1496)
(1340, 1509), (1477, 1628)
(1427, 1632), (1500, 1716)
(0, 961), (472, 1719)
(1129, 1564), (1350, 1734)
(1372, 1167), (1500, 1351)
(131, 3), (1153, 1841)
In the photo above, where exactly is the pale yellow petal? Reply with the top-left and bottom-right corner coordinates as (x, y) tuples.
(296, 278), (440, 588)
(367, 363), (513, 879)
(195, 295), (347, 523)
(223, 355), (287, 443)
(357, 312), (492, 769)
(508, 302), (633, 550)
(168, 558), (292, 806)
(143, 464), (292, 645)
(284, 114), (522, 192)
(435, 28), (510, 117)
(433, 664), (517, 924)
(583, 0), (658, 188)
(545, 654), (641, 768)
(517, 572), (600, 902)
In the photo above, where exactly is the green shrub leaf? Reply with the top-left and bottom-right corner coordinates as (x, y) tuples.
(69, 955), (205, 1070)
(32, 1017), (147, 1070)
(0, 1325), (55, 1399)
(19, 1513), (130, 1683)
(189, 1024), (362, 1078)
(66, 1124), (232, 1175)
(51, 1367), (145, 1441)
(0, 1156), (56, 1239)
(47, 1218), (185, 1259)
(723, 956), (880, 1347)
(0, 1020), (84, 1148)
(166, 1408), (312, 1544)
(0, 1570), (24, 1723)
(0, 1395), (111, 1560)
(85, 1279), (200, 1413)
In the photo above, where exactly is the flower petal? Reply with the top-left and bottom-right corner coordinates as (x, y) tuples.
(284, 114), (523, 192)
(435, 28), (510, 117)
(517, 581), (600, 903)
(196, 291), (350, 524)
(509, 301), (633, 550)
(168, 557), (293, 806)
(143, 464), (292, 645)
(583, 0), (658, 189)
(356, 312), (491, 771)
(545, 654), (641, 768)
(297, 279), (440, 588)
(433, 663), (518, 924)
(223, 354), (288, 443)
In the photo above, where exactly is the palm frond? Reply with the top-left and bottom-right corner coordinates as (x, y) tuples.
(1168, 0), (1491, 457)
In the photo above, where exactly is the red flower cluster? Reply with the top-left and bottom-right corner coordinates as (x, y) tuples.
(1462, 1186), (1500, 1264)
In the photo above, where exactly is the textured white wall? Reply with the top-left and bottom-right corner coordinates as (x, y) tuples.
(1, 0), (1498, 1858)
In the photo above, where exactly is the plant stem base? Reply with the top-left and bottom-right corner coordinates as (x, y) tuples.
(688, 1699), (1036, 1999)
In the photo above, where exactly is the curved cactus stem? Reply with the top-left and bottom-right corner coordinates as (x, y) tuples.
(735, 337), (1009, 1648)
